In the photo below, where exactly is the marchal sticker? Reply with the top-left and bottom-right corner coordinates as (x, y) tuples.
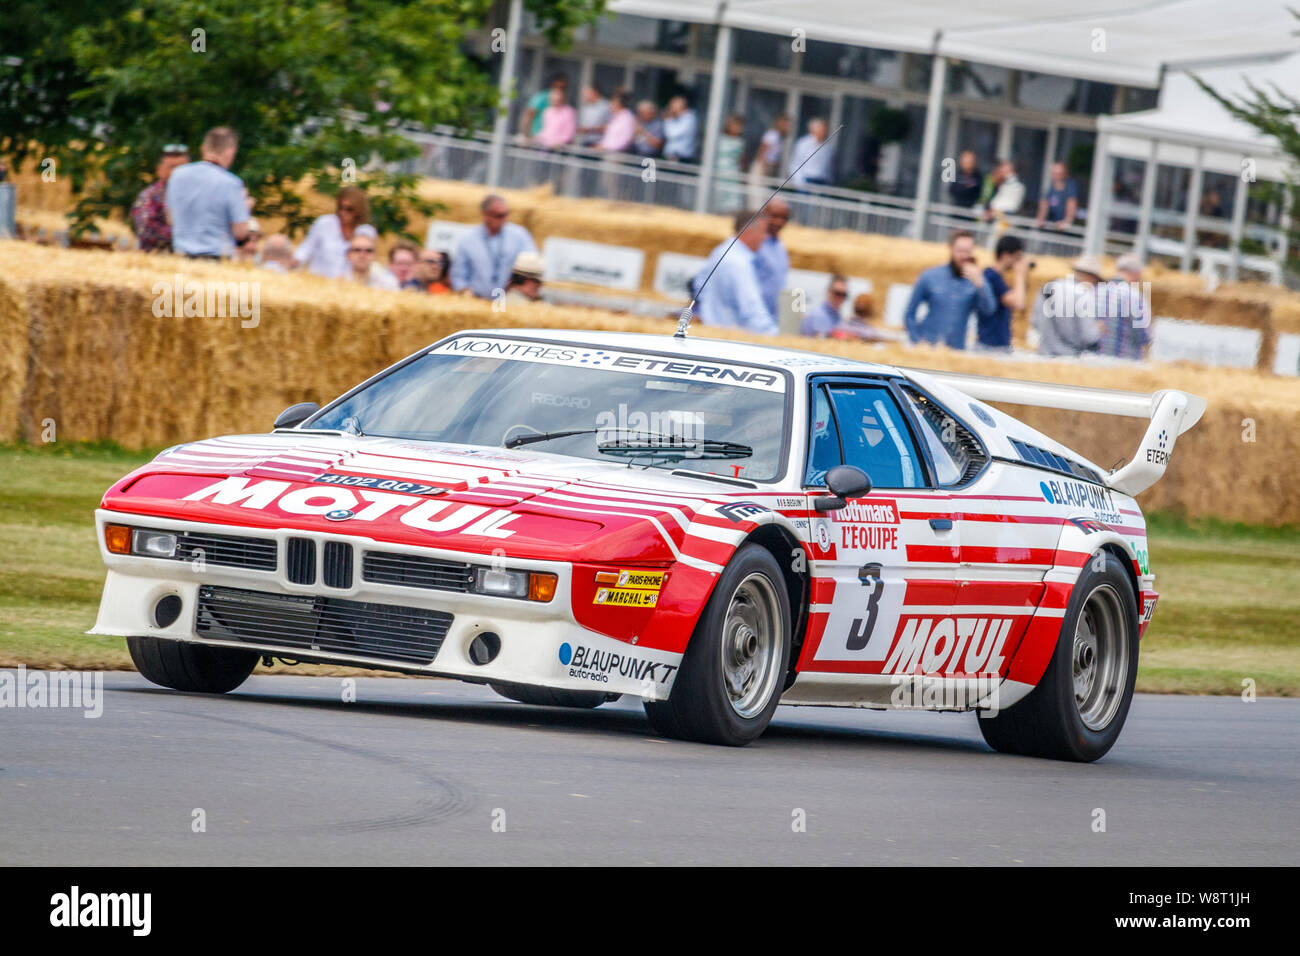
(594, 588), (659, 608)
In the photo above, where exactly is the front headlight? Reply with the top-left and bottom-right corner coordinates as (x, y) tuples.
(471, 567), (557, 602)
(132, 529), (178, 558)
(474, 567), (529, 598)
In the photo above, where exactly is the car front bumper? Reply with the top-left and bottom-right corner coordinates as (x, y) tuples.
(90, 509), (682, 700)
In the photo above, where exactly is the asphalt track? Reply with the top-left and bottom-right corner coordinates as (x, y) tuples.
(2, 673), (1296, 865)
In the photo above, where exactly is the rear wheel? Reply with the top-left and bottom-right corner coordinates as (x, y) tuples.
(126, 636), (258, 694)
(644, 544), (791, 746)
(978, 552), (1139, 761)
(489, 682), (619, 709)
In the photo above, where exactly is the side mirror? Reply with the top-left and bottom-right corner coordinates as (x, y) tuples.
(827, 464), (872, 499)
(813, 465), (873, 512)
(273, 402), (320, 429)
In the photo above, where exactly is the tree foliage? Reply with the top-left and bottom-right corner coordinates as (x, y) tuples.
(0, 0), (605, 238)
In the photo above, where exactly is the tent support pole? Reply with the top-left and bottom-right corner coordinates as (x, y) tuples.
(910, 48), (947, 241)
(486, 0), (524, 189)
(694, 19), (734, 215)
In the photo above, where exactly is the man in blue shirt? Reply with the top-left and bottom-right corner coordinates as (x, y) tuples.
(753, 198), (790, 316)
(661, 96), (698, 163)
(903, 230), (997, 350)
(978, 235), (1030, 350)
(801, 276), (848, 337)
(1035, 162), (1079, 230)
(165, 127), (251, 258)
(788, 118), (833, 187)
(451, 195), (538, 299)
(693, 210), (777, 335)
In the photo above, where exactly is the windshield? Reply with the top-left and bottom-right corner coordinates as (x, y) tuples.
(305, 337), (790, 482)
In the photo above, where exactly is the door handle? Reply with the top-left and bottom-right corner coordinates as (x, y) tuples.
(929, 518), (953, 531)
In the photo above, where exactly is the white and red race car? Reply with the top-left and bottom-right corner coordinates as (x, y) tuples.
(92, 329), (1204, 759)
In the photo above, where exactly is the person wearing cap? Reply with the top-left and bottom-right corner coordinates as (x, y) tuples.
(505, 251), (545, 304)
(1031, 255), (1104, 357)
(1097, 254), (1152, 360)
(130, 143), (190, 252)
(234, 217), (262, 263)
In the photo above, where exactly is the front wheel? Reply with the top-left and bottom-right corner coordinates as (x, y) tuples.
(978, 551), (1139, 761)
(126, 635), (258, 694)
(644, 544), (791, 746)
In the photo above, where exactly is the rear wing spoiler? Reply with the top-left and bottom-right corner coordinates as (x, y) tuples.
(905, 369), (1207, 497)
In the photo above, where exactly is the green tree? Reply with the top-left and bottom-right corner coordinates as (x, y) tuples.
(0, 0), (605, 239)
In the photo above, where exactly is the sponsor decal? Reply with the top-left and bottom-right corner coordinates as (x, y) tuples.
(1040, 479), (1121, 522)
(1146, 429), (1170, 466)
(1132, 544), (1150, 575)
(881, 616), (1013, 676)
(1069, 516), (1111, 534)
(436, 338), (785, 391)
(594, 587), (659, 608)
(1142, 594), (1158, 623)
(315, 473), (447, 496)
(531, 392), (591, 409)
(970, 404), (997, 427)
(615, 569), (665, 590)
(715, 501), (769, 523)
(559, 642), (677, 685)
(776, 497), (804, 509)
(183, 476), (520, 537)
(830, 497), (900, 551)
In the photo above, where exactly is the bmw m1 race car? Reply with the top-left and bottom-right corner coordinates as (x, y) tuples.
(92, 329), (1204, 759)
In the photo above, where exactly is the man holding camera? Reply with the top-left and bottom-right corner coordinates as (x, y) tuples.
(978, 234), (1031, 351)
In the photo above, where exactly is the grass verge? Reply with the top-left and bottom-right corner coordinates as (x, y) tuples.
(1, 444), (1296, 694)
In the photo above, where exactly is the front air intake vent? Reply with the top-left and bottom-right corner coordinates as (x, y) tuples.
(322, 541), (353, 589)
(286, 537), (316, 585)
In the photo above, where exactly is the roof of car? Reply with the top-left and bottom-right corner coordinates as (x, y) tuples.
(452, 328), (902, 377)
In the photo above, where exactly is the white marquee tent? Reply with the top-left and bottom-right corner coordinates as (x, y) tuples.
(1086, 52), (1297, 276)
(489, 0), (1298, 254)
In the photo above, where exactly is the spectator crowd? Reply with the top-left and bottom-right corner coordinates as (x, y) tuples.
(128, 126), (1150, 361)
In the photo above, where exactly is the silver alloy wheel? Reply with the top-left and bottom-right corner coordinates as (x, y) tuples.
(720, 572), (784, 719)
(1072, 584), (1130, 731)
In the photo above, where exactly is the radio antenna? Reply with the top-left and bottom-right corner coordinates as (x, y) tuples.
(674, 123), (843, 339)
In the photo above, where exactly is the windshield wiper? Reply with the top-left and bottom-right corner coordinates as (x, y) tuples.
(505, 427), (752, 462)
(597, 437), (752, 462)
(504, 427), (597, 449)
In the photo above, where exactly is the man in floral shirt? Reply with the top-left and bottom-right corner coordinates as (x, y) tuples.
(130, 144), (189, 252)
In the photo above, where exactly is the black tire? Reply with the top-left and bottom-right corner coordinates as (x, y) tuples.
(126, 636), (259, 694)
(644, 543), (791, 746)
(978, 551), (1139, 761)
(489, 682), (620, 709)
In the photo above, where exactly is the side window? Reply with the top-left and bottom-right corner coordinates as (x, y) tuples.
(806, 383), (924, 489)
(900, 386), (987, 486)
(806, 386), (842, 484)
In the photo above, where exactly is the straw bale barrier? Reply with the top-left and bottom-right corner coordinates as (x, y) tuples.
(2, 241), (1297, 526)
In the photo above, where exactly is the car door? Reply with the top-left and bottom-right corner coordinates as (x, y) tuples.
(799, 377), (960, 674)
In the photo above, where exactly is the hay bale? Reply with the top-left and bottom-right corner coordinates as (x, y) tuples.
(4, 239), (1300, 526)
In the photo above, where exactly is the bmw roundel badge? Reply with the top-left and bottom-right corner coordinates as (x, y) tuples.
(325, 509), (355, 521)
